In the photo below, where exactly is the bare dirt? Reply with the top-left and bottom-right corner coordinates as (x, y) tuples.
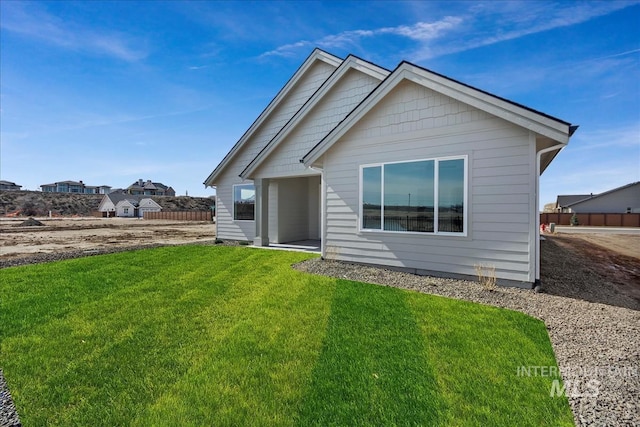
(0, 217), (217, 262)
(541, 231), (640, 310)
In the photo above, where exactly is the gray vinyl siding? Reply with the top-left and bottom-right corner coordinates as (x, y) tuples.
(215, 61), (337, 241)
(255, 69), (382, 179)
(321, 80), (536, 283)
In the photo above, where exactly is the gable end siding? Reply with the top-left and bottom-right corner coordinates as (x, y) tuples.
(254, 69), (383, 179)
(215, 61), (338, 241)
(321, 80), (535, 282)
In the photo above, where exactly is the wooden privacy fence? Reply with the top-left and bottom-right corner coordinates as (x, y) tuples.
(143, 211), (213, 221)
(540, 213), (640, 227)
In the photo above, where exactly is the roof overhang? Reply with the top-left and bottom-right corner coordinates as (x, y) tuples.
(239, 55), (389, 179)
(303, 61), (575, 167)
(203, 49), (343, 187)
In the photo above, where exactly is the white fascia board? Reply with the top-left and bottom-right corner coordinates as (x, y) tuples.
(203, 49), (343, 187)
(240, 56), (388, 179)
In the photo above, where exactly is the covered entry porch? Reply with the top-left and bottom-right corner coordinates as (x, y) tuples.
(253, 174), (322, 249)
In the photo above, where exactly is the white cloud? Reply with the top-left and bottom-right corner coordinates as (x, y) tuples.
(412, 1), (638, 60)
(260, 17), (463, 58)
(261, 1), (638, 61)
(570, 123), (640, 151)
(0, 2), (147, 62)
(379, 17), (463, 41)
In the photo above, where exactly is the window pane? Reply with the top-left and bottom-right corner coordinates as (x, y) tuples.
(362, 166), (381, 229)
(384, 161), (434, 232)
(234, 184), (255, 221)
(438, 159), (464, 232)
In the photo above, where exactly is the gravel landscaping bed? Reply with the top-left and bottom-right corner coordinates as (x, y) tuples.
(0, 370), (20, 427)
(294, 257), (640, 426)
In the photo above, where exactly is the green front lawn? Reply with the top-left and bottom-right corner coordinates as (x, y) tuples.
(0, 246), (573, 426)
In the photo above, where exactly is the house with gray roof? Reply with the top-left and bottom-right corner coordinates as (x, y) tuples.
(126, 179), (175, 196)
(0, 180), (22, 191)
(41, 180), (111, 194)
(556, 182), (640, 213)
(98, 191), (162, 217)
(204, 49), (577, 287)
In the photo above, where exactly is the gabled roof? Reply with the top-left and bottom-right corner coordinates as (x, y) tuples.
(556, 194), (591, 207)
(116, 199), (139, 208)
(138, 198), (162, 208)
(105, 192), (140, 205)
(564, 181), (640, 207)
(203, 48), (343, 187)
(239, 55), (389, 179)
(302, 61), (576, 167)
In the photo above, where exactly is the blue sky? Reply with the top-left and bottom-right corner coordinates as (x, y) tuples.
(1, 1), (638, 205)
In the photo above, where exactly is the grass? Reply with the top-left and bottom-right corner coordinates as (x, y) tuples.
(0, 246), (574, 426)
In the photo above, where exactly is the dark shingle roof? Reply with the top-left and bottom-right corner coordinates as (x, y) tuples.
(556, 195), (591, 207)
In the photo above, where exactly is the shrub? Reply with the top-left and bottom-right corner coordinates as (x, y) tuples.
(570, 213), (579, 226)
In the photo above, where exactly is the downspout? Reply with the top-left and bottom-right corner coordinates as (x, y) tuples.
(535, 142), (567, 287)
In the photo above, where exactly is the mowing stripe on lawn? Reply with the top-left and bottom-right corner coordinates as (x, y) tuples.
(136, 251), (335, 426)
(406, 293), (573, 427)
(296, 280), (444, 426)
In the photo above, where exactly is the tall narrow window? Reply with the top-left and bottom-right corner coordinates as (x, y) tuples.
(362, 166), (382, 229)
(360, 156), (466, 235)
(233, 184), (255, 221)
(438, 159), (465, 233)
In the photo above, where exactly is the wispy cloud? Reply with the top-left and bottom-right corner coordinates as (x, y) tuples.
(570, 123), (640, 151)
(260, 17), (463, 58)
(0, 2), (147, 61)
(260, 1), (638, 61)
(414, 1), (639, 61)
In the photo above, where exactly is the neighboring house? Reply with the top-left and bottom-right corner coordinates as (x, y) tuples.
(555, 195), (591, 213)
(41, 180), (111, 194)
(556, 182), (640, 213)
(204, 49), (577, 287)
(126, 179), (175, 196)
(98, 191), (162, 217)
(0, 180), (22, 191)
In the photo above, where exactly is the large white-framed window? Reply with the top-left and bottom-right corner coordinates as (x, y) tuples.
(233, 184), (255, 221)
(360, 155), (467, 235)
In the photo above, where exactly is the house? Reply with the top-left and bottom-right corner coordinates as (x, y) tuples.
(0, 180), (22, 191)
(98, 191), (162, 217)
(204, 49), (577, 287)
(126, 179), (175, 196)
(41, 180), (111, 194)
(556, 182), (640, 213)
(555, 195), (591, 213)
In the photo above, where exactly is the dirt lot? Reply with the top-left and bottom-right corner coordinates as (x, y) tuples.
(0, 217), (217, 262)
(541, 231), (639, 310)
